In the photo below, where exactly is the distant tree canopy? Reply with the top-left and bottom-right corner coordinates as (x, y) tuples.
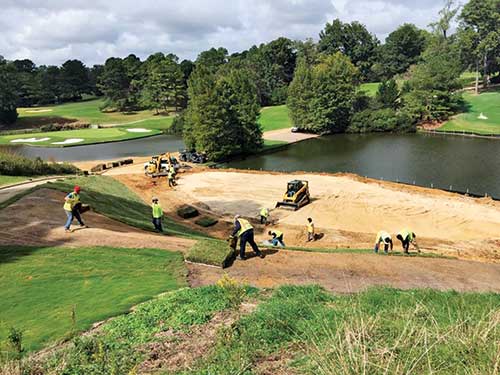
(0, 62), (18, 124)
(318, 19), (379, 82)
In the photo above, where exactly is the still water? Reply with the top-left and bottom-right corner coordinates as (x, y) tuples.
(224, 133), (500, 199)
(4, 135), (185, 162)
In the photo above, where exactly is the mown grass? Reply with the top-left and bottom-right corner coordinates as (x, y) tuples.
(359, 82), (381, 97)
(13, 285), (498, 374)
(17, 99), (161, 125)
(186, 239), (235, 267)
(0, 127), (162, 147)
(0, 246), (186, 355)
(0, 175), (32, 187)
(439, 87), (500, 135)
(259, 105), (291, 131)
(45, 175), (206, 238)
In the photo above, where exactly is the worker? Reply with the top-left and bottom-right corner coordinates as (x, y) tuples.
(63, 185), (87, 233)
(306, 217), (315, 242)
(151, 197), (163, 232)
(167, 169), (176, 188)
(260, 207), (269, 225)
(231, 215), (265, 261)
(374, 231), (393, 254)
(396, 229), (420, 254)
(268, 230), (285, 247)
(169, 163), (176, 177)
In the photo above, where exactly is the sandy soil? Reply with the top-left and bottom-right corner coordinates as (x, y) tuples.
(263, 128), (319, 143)
(111, 167), (500, 263)
(188, 250), (500, 293)
(0, 189), (194, 252)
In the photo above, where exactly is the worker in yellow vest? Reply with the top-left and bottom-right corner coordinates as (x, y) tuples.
(151, 197), (164, 232)
(230, 215), (265, 261)
(374, 231), (393, 254)
(268, 229), (285, 247)
(260, 207), (269, 225)
(306, 217), (315, 242)
(396, 229), (420, 254)
(63, 185), (87, 233)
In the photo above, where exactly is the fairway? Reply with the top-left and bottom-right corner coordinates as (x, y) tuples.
(440, 88), (500, 135)
(259, 105), (291, 131)
(17, 98), (167, 126)
(0, 246), (186, 352)
(359, 82), (381, 97)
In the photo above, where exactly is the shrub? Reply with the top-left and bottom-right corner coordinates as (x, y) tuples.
(168, 113), (185, 135)
(0, 151), (79, 177)
(39, 122), (90, 132)
(348, 108), (416, 133)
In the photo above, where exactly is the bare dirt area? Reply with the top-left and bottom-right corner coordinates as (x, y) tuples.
(263, 128), (319, 143)
(111, 168), (500, 263)
(0, 188), (194, 251)
(188, 249), (500, 293)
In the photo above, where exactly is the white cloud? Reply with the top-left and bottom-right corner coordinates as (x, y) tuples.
(0, 0), (447, 66)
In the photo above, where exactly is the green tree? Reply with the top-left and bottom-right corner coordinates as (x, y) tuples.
(287, 56), (314, 129)
(196, 47), (228, 71)
(59, 59), (90, 101)
(376, 79), (400, 109)
(0, 63), (19, 124)
(12, 59), (39, 107)
(36, 65), (61, 104)
(184, 66), (261, 161)
(142, 54), (186, 113)
(318, 19), (379, 81)
(98, 57), (136, 112)
(458, 0), (500, 92)
(380, 24), (428, 77)
(429, 0), (460, 40)
(405, 37), (463, 122)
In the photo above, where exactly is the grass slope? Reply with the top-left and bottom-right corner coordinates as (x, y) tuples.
(440, 88), (500, 135)
(259, 105), (292, 132)
(46, 176), (206, 238)
(23, 285), (500, 374)
(0, 176), (32, 187)
(0, 246), (186, 353)
(17, 99), (162, 126)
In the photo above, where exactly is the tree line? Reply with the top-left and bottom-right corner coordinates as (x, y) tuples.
(1, 0), (499, 160)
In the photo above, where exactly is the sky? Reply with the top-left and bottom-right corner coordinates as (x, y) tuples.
(0, 0), (447, 66)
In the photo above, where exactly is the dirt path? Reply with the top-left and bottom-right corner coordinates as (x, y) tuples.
(0, 189), (195, 251)
(188, 249), (500, 293)
(0, 177), (65, 205)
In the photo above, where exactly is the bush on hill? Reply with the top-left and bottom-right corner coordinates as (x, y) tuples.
(0, 151), (78, 176)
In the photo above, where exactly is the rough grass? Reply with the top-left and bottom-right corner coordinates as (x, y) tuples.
(259, 105), (292, 131)
(17, 285), (498, 374)
(0, 246), (187, 355)
(45, 176), (206, 239)
(439, 87), (500, 135)
(186, 239), (235, 267)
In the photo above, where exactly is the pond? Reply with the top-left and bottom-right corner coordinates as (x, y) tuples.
(224, 133), (500, 199)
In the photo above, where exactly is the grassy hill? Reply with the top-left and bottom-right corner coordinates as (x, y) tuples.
(439, 88), (500, 135)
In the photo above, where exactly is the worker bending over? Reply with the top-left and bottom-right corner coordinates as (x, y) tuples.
(374, 231), (393, 254)
(63, 185), (87, 233)
(396, 229), (420, 254)
(168, 169), (176, 188)
(151, 197), (164, 232)
(306, 217), (315, 242)
(260, 207), (269, 225)
(268, 230), (285, 247)
(231, 215), (265, 261)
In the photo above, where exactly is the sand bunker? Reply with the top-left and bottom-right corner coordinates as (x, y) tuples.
(25, 109), (53, 113)
(51, 138), (84, 145)
(127, 128), (152, 133)
(10, 137), (50, 143)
